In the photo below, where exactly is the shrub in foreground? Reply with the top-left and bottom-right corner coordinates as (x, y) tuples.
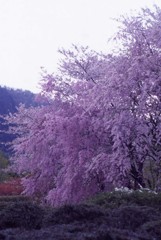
(0, 201), (44, 229)
(109, 205), (160, 231)
(0, 193), (160, 239)
(43, 204), (105, 226)
(140, 220), (161, 239)
(86, 189), (161, 209)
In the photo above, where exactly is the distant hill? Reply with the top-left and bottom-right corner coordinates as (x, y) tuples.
(0, 86), (37, 156)
(0, 86), (37, 115)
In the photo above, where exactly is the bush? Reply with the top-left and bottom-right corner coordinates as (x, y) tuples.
(108, 205), (160, 231)
(0, 201), (44, 229)
(0, 195), (32, 211)
(140, 220), (161, 239)
(86, 190), (161, 209)
(0, 195), (30, 203)
(43, 204), (105, 226)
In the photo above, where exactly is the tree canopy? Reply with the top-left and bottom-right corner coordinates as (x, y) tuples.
(6, 6), (161, 206)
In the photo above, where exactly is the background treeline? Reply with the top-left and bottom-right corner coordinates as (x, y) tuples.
(0, 86), (37, 156)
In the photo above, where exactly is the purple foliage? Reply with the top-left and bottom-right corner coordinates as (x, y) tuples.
(6, 6), (161, 205)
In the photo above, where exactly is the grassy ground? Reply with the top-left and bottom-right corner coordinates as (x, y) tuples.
(0, 190), (160, 239)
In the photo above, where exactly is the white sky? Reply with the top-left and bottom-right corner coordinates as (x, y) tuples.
(0, 0), (160, 93)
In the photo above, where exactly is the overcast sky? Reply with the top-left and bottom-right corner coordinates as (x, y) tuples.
(0, 0), (160, 93)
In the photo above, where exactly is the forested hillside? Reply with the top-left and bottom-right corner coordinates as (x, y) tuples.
(0, 86), (36, 155)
